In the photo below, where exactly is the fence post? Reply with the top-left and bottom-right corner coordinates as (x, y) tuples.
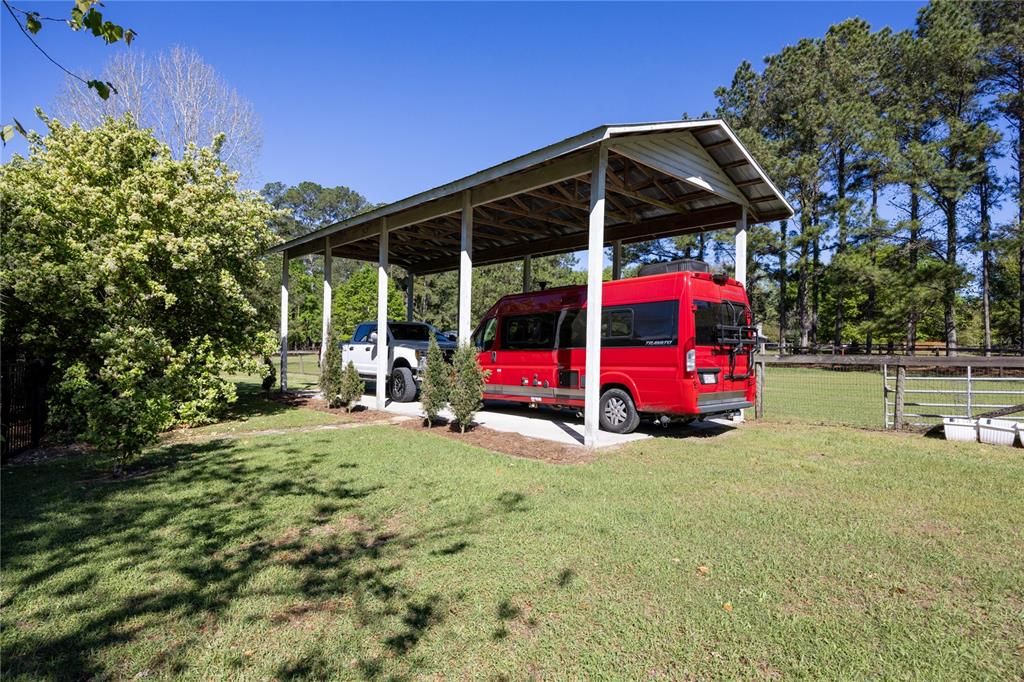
(966, 365), (972, 419)
(882, 363), (889, 428)
(755, 359), (765, 419)
(894, 364), (906, 431)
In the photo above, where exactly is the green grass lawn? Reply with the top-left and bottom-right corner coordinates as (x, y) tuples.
(3, 393), (1023, 679)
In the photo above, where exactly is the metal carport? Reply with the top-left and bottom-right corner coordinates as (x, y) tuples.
(269, 119), (793, 446)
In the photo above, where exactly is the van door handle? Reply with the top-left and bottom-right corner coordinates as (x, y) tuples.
(490, 351), (497, 363)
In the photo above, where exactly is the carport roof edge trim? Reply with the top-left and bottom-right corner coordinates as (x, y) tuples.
(267, 119), (794, 256)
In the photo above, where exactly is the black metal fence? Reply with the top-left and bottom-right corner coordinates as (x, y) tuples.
(1, 360), (49, 461)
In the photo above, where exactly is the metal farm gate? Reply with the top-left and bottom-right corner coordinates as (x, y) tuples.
(754, 355), (1024, 431)
(1, 360), (49, 461)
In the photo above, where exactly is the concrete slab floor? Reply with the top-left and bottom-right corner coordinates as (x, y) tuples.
(353, 384), (736, 448)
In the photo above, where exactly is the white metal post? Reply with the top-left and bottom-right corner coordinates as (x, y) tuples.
(612, 240), (622, 280)
(406, 273), (415, 322)
(734, 206), (748, 286)
(584, 145), (608, 448)
(522, 255), (532, 293)
(321, 237), (332, 367)
(732, 207), (749, 423)
(376, 218), (389, 409)
(458, 190), (473, 344)
(280, 251), (289, 392)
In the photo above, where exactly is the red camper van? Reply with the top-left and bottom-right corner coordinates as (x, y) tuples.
(470, 261), (757, 434)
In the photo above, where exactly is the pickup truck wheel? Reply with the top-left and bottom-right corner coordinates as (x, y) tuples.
(389, 367), (417, 402)
(599, 388), (640, 434)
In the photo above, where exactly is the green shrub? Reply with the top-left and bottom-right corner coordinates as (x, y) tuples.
(419, 336), (451, 426)
(320, 327), (345, 408)
(261, 356), (276, 394)
(339, 361), (365, 413)
(449, 343), (489, 433)
(1, 115), (277, 465)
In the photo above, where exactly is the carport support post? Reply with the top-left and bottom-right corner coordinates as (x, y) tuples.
(733, 207), (748, 423)
(321, 237), (332, 367)
(734, 207), (748, 286)
(458, 190), (473, 343)
(522, 255), (531, 293)
(406, 273), (414, 322)
(376, 218), (389, 410)
(584, 145), (608, 448)
(612, 240), (622, 280)
(280, 251), (289, 392)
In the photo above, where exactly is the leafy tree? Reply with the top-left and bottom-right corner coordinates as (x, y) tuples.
(0, 114), (277, 465)
(419, 336), (450, 427)
(320, 327), (345, 408)
(448, 343), (488, 433)
(414, 254), (584, 331)
(332, 264), (406, 341)
(257, 181), (378, 347)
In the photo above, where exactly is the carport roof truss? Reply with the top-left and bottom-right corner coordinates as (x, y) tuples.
(270, 120), (793, 274)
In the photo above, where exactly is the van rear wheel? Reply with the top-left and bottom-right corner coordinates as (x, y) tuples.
(599, 388), (640, 434)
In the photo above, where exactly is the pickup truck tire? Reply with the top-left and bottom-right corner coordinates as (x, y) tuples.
(389, 367), (417, 402)
(599, 388), (640, 434)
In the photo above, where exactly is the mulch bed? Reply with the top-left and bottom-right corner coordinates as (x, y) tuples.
(277, 394), (393, 424)
(396, 417), (596, 465)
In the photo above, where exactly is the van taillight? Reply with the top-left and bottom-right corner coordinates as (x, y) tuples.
(685, 349), (696, 373)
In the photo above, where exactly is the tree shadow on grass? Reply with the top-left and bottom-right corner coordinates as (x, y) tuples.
(1, 437), (531, 680)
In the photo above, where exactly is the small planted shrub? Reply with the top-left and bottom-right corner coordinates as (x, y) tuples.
(320, 328), (345, 408)
(419, 336), (451, 427)
(261, 356), (276, 394)
(339, 361), (365, 412)
(449, 343), (490, 433)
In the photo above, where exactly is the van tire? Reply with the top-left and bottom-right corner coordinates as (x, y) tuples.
(599, 388), (640, 434)
(389, 367), (417, 402)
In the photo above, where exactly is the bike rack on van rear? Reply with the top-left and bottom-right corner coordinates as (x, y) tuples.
(715, 323), (758, 381)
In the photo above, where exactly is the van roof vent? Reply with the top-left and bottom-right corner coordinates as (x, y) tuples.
(638, 259), (711, 277)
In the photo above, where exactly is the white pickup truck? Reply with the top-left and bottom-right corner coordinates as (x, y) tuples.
(342, 321), (457, 402)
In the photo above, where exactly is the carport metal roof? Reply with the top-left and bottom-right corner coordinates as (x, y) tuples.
(270, 119), (792, 273)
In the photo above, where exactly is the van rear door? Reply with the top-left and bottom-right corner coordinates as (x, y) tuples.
(692, 285), (755, 414)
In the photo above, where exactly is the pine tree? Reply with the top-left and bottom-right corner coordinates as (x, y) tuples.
(339, 361), (365, 413)
(320, 327), (344, 407)
(419, 336), (450, 427)
(448, 344), (489, 433)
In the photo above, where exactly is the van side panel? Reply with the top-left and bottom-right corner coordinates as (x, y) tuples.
(475, 271), (753, 417)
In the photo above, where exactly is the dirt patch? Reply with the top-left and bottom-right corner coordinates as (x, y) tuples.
(4, 443), (93, 467)
(396, 419), (596, 465)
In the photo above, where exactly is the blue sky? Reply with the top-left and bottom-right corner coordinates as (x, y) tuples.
(3, 1), (929, 204)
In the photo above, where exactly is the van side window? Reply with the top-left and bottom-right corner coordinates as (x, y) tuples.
(501, 313), (557, 350)
(602, 309), (633, 339)
(473, 318), (497, 351)
(559, 301), (678, 348)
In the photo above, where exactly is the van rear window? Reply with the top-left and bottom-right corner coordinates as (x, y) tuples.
(694, 300), (749, 345)
(558, 301), (678, 348)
